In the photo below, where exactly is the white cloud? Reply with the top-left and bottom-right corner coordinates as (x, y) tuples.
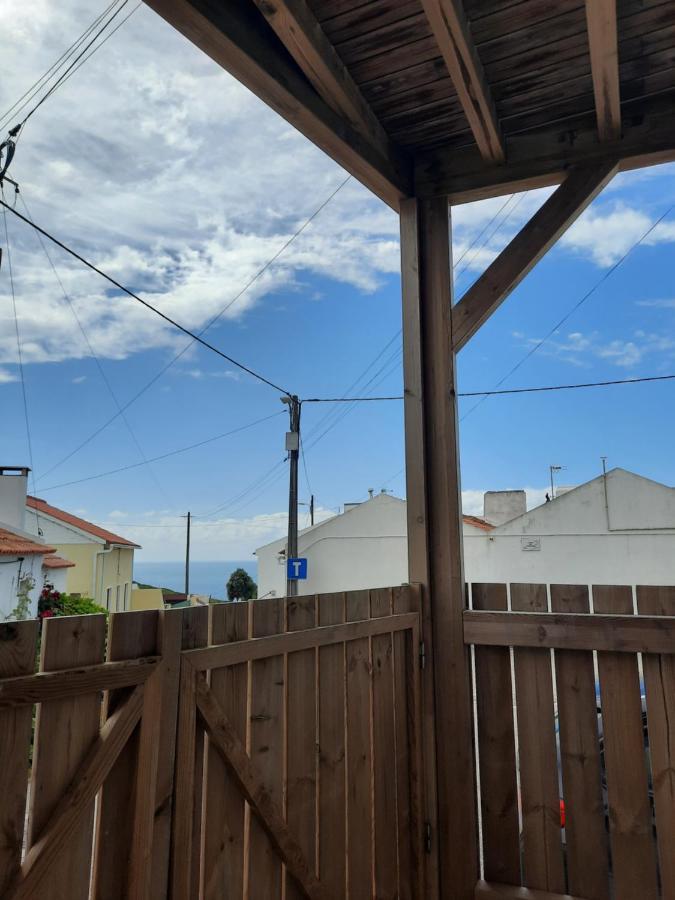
(0, 367), (18, 383)
(562, 204), (675, 266)
(71, 374), (87, 384)
(113, 505), (335, 561)
(515, 329), (675, 369)
(637, 298), (675, 309)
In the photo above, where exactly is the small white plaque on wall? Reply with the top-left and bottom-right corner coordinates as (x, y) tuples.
(521, 536), (541, 551)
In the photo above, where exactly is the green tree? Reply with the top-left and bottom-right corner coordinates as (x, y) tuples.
(226, 568), (257, 601)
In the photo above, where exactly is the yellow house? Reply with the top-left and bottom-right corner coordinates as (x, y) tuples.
(25, 496), (140, 611)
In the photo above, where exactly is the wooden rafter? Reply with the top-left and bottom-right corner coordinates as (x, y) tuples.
(415, 94), (675, 202)
(451, 161), (618, 352)
(143, 0), (411, 209)
(251, 0), (390, 151)
(419, 0), (503, 163)
(6, 686), (144, 900)
(585, 0), (621, 142)
(194, 669), (328, 900)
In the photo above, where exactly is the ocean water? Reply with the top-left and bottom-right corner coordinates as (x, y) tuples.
(133, 560), (258, 601)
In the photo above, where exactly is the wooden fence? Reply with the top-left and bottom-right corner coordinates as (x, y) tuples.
(465, 583), (675, 900)
(0, 585), (423, 900)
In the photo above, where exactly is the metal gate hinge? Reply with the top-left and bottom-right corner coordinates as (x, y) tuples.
(424, 822), (432, 854)
(419, 640), (426, 670)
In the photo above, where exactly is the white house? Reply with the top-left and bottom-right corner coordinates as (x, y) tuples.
(0, 466), (74, 619)
(466, 467), (675, 585)
(255, 492), (492, 597)
(255, 469), (675, 596)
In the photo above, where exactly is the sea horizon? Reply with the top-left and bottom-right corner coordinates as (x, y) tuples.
(133, 559), (259, 601)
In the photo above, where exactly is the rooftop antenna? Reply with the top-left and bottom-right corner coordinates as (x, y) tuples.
(549, 464), (565, 500)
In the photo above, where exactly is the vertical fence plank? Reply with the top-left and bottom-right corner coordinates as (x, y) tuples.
(203, 602), (249, 900)
(392, 585), (423, 900)
(94, 610), (159, 900)
(371, 587), (398, 900)
(511, 584), (565, 894)
(317, 592), (347, 896)
(0, 620), (39, 895)
(150, 609), (184, 900)
(636, 585), (675, 900)
(286, 595), (318, 900)
(473, 583), (520, 887)
(551, 585), (609, 900)
(247, 597), (285, 900)
(171, 606), (209, 900)
(594, 585), (658, 900)
(28, 614), (106, 900)
(346, 588), (373, 900)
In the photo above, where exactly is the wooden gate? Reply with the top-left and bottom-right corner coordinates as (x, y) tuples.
(0, 587), (423, 900)
(171, 587), (424, 900)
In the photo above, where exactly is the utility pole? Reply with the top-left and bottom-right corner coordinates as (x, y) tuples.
(310, 493), (315, 527)
(184, 511), (191, 597)
(283, 395), (301, 597)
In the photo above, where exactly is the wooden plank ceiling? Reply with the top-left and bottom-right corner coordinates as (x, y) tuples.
(145, 0), (675, 206)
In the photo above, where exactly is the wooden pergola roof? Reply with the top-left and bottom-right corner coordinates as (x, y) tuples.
(146, 0), (675, 208)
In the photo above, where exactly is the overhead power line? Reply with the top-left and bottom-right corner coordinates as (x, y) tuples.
(1, 199), (293, 394)
(24, 174), (350, 481)
(303, 372), (675, 402)
(37, 410), (284, 492)
(19, 193), (172, 506)
(19, 1), (133, 129)
(0, 0), (121, 131)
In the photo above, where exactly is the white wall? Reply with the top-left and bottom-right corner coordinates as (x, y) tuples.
(0, 471), (28, 531)
(0, 554), (43, 620)
(464, 532), (675, 585)
(257, 494), (489, 596)
(256, 471), (675, 596)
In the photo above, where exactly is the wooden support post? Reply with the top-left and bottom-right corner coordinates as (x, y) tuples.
(400, 196), (477, 899)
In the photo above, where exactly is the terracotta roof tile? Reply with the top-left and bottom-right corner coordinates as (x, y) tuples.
(462, 514), (494, 531)
(0, 528), (56, 556)
(42, 554), (76, 569)
(26, 496), (141, 548)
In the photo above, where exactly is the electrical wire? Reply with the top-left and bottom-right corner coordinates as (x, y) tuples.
(460, 200), (675, 422)
(1, 199), (293, 395)
(19, 192), (171, 506)
(452, 193), (514, 270)
(19, 1), (132, 129)
(1, 191), (40, 532)
(37, 410), (284, 492)
(21, 174), (350, 481)
(303, 372), (675, 402)
(0, 0), (121, 131)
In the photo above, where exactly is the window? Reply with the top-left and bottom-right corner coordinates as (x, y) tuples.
(123, 582), (129, 611)
(116, 585), (121, 612)
(105, 587), (112, 610)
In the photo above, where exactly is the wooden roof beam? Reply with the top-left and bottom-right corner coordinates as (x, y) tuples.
(143, 0), (412, 209)
(452, 161), (618, 352)
(419, 0), (504, 163)
(586, 0), (621, 142)
(415, 94), (675, 203)
(251, 0), (391, 153)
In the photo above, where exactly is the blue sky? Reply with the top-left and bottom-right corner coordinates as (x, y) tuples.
(2, 1), (675, 560)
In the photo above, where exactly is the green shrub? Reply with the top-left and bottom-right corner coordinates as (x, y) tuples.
(58, 594), (109, 617)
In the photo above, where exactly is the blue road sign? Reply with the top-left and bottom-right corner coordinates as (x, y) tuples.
(287, 557), (308, 580)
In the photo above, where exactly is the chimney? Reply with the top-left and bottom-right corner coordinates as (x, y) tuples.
(0, 466), (30, 530)
(483, 490), (526, 526)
